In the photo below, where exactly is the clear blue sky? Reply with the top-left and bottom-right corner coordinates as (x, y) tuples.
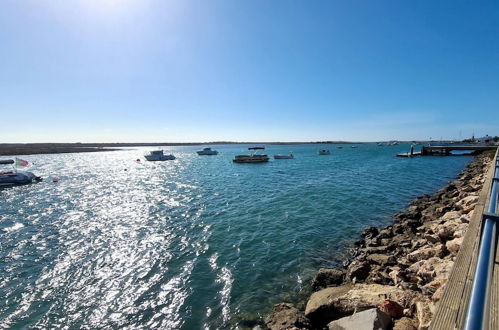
(1, 0), (498, 142)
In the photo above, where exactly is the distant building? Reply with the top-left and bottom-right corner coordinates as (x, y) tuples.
(477, 135), (491, 143)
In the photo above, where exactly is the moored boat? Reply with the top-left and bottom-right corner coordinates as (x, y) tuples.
(318, 149), (331, 155)
(145, 150), (176, 161)
(233, 146), (269, 163)
(233, 154), (269, 163)
(0, 159), (42, 187)
(197, 147), (218, 155)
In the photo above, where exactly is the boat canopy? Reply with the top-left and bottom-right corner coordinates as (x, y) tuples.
(0, 160), (14, 165)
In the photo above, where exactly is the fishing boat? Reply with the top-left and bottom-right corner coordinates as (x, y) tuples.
(197, 147), (218, 155)
(145, 150), (176, 161)
(233, 147), (269, 163)
(0, 159), (42, 187)
(273, 154), (294, 159)
(318, 149), (331, 155)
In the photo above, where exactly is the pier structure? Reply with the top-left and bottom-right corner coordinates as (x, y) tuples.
(397, 145), (497, 158)
(431, 147), (499, 329)
(421, 145), (497, 156)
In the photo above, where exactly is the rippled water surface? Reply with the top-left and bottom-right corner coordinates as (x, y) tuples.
(0, 144), (472, 328)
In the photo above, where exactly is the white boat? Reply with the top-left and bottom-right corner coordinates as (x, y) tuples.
(0, 159), (42, 187)
(197, 147), (218, 155)
(274, 154), (294, 159)
(318, 149), (331, 155)
(351, 145), (358, 148)
(145, 150), (176, 161)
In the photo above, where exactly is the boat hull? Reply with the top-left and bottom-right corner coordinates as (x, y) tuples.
(233, 155), (269, 163)
(0, 171), (42, 187)
(197, 151), (218, 155)
(145, 155), (176, 161)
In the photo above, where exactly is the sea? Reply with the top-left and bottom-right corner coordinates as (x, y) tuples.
(0, 144), (472, 329)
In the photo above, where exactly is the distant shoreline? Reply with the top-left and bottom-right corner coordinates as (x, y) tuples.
(0, 140), (449, 156)
(0, 142), (356, 156)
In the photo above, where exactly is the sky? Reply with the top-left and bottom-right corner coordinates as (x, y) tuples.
(0, 0), (498, 143)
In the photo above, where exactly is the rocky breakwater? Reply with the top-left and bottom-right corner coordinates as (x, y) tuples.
(265, 153), (492, 330)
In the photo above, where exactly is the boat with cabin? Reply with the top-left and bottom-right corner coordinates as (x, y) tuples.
(318, 149), (331, 155)
(145, 150), (176, 161)
(0, 159), (42, 187)
(197, 147), (218, 155)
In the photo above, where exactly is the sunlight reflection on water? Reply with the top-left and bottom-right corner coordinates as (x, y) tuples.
(0, 145), (472, 328)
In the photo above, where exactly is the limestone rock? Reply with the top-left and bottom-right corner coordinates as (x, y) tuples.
(305, 284), (405, 327)
(327, 308), (391, 330)
(393, 317), (418, 330)
(312, 268), (346, 290)
(415, 298), (435, 329)
(305, 285), (353, 326)
(445, 236), (463, 256)
(457, 195), (479, 214)
(265, 303), (312, 330)
(459, 214), (471, 223)
(417, 257), (454, 284)
(407, 245), (445, 263)
(441, 211), (462, 221)
(436, 220), (462, 241)
(379, 299), (404, 318)
(346, 261), (371, 282)
(366, 254), (396, 266)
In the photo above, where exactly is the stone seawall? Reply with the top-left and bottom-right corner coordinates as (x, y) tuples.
(266, 153), (492, 330)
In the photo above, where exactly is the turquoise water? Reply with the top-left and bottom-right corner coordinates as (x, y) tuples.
(0, 144), (471, 329)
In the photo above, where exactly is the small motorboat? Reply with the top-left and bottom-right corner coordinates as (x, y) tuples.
(274, 154), (294, 159)
(351, 145), (358, 148)
(318, 149), (331, 155)
(337, 146), (343, 149)
(145, 150), (176, 161)
(197, 147), (218, 155)
(0, 159), (42, 187)
(248, 146), (265, 150)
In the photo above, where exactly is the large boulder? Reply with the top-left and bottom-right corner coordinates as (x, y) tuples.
(305, 285), (353, 326)
(407, 245), (445, 263)
(457, 195), (479, 214)
(346, 261), (371, 282)
(440, 211), (462, 221)
(265, 303), (312, 330)
(366, 254), (396, 266)
(446, 236), (463, 256)
(312, 268), (346, 290)
(305, 284), (406, 327)
(327, 308), (391, 330)
(416, 257), (454, 284)
(379, 299), (404, 318)
(393, 317), (418, 330)
(437, 220), (467, 241)
(415, 298), (436, 329)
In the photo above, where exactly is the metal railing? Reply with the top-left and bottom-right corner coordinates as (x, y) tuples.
(464, 150), (499, 330)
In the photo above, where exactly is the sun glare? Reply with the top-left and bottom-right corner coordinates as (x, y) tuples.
(78, 0), (143, 19)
